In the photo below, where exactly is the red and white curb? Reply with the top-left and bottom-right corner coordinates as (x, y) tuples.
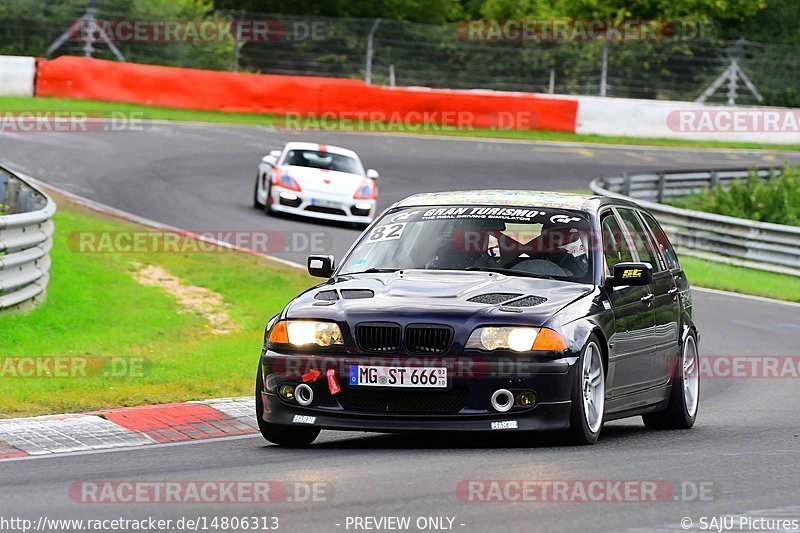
(0, 397), (256, 459)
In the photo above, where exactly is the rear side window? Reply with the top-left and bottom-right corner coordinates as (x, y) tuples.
(601, 213), (633, 276)
(616, 208), (660, 271)
(639, 211), (680, 270)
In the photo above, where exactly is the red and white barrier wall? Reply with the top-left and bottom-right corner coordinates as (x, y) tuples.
(0, 56), (36, 97)
(2, 55), (798, 144)
(33, 56), (578, 132)
(575, 95), (800, 145)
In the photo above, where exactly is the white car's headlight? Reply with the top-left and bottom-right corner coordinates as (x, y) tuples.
(465, 327), (567, 352)
(269, 320), (344, 347)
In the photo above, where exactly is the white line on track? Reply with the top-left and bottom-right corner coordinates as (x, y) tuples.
(142, 119), (800, 156)
(692, 287), (800, 308)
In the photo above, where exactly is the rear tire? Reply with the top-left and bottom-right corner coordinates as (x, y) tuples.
(642, 331), (699, 430)
(568, 335), (605, 445)
(255, 367), (320, 446)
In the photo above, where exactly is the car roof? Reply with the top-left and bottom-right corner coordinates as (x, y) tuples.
(395, 190), (635, 212)
(282, 142), (359, 159)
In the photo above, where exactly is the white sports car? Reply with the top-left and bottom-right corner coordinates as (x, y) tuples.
(253, 142), (379, 226)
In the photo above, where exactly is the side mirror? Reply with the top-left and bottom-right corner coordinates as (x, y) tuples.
(308, 255), (335, 278)
(610, 262), (653, 287)
(269, 150), (281, 158)
(262, 155), (277, 166)
(366, 169), (379, 180)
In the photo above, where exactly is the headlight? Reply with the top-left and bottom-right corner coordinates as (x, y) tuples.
(268, 320), (344, 347)
(466, 327), (567, 352)
(466, 327), (538, 351)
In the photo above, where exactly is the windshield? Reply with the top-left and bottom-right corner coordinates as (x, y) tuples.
(282, 149), (364, 175)
(340, 205), (594, 283)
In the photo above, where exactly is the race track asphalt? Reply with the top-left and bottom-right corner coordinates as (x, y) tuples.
(1, 125), (799, 533)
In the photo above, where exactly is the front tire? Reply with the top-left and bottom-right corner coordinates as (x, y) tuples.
(255, 367), (320, 446)
(643, 331), (699, 430)
(263, 177), (274, 215)
(252, 173), (264, 208)
(568, 335), (605, 445)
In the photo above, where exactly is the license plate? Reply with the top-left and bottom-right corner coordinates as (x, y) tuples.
(310, 198), (340, 209)
(348, 366), (447, 388)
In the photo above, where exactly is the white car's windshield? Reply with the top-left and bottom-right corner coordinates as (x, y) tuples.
(283, 149), (363, 175)
(340, 206), (594, 283)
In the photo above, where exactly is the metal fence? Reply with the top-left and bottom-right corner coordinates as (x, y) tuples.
(0, 167), (56, 312)
(590, 167), (800, 277)
(1, 0), (798, 105)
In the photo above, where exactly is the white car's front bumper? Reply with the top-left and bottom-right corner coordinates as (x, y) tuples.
(269, 186), (376, 224)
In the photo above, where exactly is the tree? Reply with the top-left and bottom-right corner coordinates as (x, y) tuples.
(479, 0), (763, 23)
(213, 0), (464, 24)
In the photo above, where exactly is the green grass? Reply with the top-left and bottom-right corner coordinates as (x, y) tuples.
(681, 255), (800, 302)
(0, 196), (316, 418)
(3, 96), (800, 151)
(670, 166), (800, 226)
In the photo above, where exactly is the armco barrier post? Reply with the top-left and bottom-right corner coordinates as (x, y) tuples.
(622, 172), (631, 196)
(656, 173), (666, 203)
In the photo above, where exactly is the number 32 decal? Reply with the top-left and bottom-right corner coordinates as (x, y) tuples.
(367, 223), (406, 243)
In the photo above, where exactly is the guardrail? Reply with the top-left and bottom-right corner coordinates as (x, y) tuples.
(0, 167), (56, 312)
(590, 167), (800, 277)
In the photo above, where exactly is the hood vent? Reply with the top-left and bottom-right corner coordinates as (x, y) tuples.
(314, 290), (339, 301)
(504, 295), (548, 308)
(467, 293), (522, 305)
(341, 289), (374, 300)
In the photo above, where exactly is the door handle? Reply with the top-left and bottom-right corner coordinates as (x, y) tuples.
(668, 287), (679, 299)
(640, 293), (654, 303)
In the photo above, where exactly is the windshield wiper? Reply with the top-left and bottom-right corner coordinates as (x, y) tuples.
(465, 267), (555, 280)
(345, 268), (402, 275)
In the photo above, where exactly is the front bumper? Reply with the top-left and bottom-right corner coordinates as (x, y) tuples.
(270, 186), (375, 224)
(259, 352), (579, 433)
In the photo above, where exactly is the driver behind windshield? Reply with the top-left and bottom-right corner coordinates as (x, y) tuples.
(341, 206), (593, 284)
